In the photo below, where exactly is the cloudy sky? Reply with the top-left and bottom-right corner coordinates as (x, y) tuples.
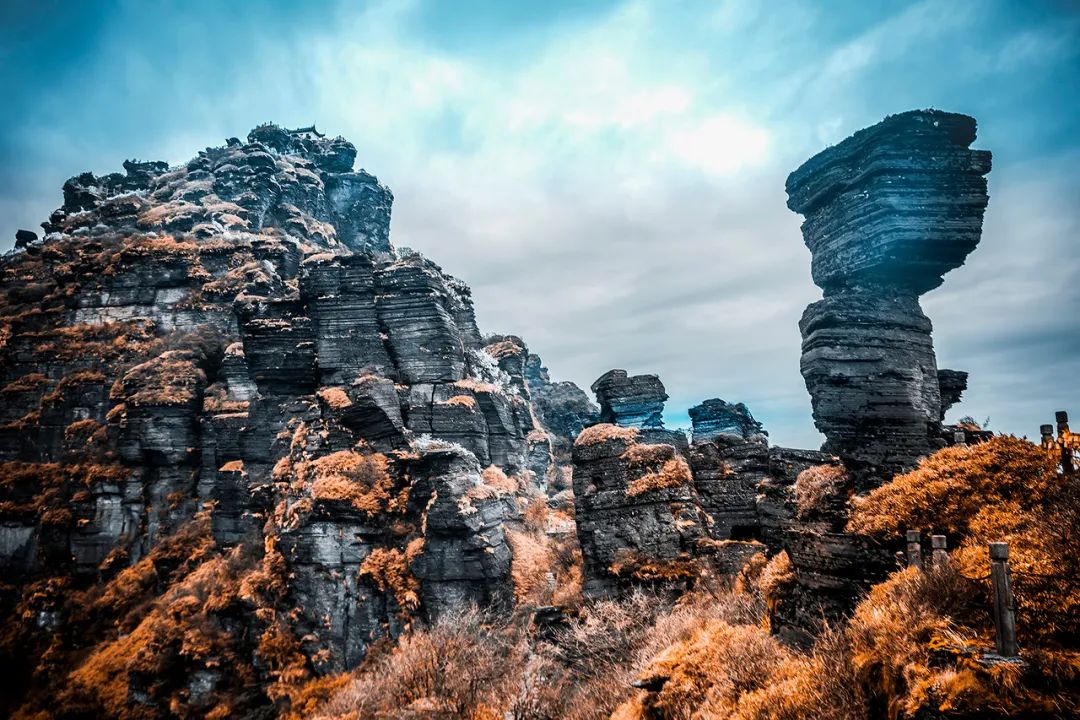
(1, 0), (1078, 448)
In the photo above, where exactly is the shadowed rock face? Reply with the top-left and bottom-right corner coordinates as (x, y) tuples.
(787, 110), (991, 483)
(524, 353), (599, 443)
(937, 369), (969, 420)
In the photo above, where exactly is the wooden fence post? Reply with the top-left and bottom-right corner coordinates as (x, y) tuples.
(1056, 411), (1074, 474)
(989, 542), (1018, 657)
(931, 535), (948, 568)
(906, 530), (923, 570)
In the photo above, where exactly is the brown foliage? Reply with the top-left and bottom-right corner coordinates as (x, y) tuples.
(575, 423), (639, 447)
(792, 464), (848, 518)
(309, 451), (395, 516)
(849, 435), (1080, 645)
(359, 547), (421, 614)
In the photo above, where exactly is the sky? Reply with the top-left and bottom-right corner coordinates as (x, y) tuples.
(1, 0), (1078, 448)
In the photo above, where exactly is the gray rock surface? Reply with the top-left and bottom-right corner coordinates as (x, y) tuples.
(787, 110), (991, 484)
(591, 369), (668, 428)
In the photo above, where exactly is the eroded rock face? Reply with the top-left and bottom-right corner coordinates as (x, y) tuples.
(787, 110), (991, 483)
(688, 398), (766, 443)
(937, 369), (968, 420)
(571, 425), (706, 599)
(591, 369), (668, 428)
(0, 123), (558, 715)
(524, 353), (599, 444)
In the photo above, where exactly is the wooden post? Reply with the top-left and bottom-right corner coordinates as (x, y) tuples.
(989, 542), (1018, 657)
(931, 535), (948, 568)
(906, 530), (923, 570)
(953, 430), (967, 447)
(1056, 411), (1074, 473)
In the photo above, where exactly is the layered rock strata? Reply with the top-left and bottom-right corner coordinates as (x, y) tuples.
(688, 398), (766, 443)
(0, 123), (590, 716)
(591, 369), (668, 428)
(787, 110), (991, 483)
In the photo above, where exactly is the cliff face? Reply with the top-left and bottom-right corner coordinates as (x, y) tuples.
(0, 124), (588, 717)
(787, 110), (992, 485)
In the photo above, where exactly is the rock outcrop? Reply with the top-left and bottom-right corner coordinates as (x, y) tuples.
(688, 398), (766, 443)
(524, 352), (599, 445)
(571, 424), (707, 598)
(0, 123), (587, 717)
(591, 369), (668, 428)
(937, 368), (969, 420)
(787, 110), (991, 484)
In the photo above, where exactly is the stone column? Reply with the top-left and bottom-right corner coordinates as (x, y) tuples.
(786, 110), (992, 488)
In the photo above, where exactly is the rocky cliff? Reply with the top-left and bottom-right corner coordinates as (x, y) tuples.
(0, 124), (589, 717)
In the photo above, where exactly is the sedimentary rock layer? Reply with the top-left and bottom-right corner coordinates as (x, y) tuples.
(788, 109), (991, 479)
(591, 369), (668, 428)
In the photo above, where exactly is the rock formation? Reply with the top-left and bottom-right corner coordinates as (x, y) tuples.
(525, 352), (599, 444)
(787, 110), (991, 484)
(591, 369), (668, 428)
(688, 398), (766, 443)
(0, 123), (592, 717)
(937, 368), (969, 420)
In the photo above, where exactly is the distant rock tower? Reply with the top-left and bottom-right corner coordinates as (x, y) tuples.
(786, 110), (991, 486)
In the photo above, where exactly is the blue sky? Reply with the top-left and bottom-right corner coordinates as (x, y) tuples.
(1, 0), (1078, 448)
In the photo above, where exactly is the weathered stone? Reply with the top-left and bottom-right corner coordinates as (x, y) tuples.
(787, 110), (991, 484)
(524, 352), (598, 444)
(571, 426), (706, 598)
(591, 369), (667, 428)
(688, 398), (766, 443)
(937, 368), (969, 420)
(786, 109), (991, 294)
(799, 289), (940, 482)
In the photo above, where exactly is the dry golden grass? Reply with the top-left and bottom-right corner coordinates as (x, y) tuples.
(848, 435), (1056, 537)
(443, 394), (478, 408)
(849, 435), (1079, 645)
(480, 465), (519, 494)
(575, 423), (639, 447)
(121, 350), (206, 407)
(359, 547), (421, 614)
(792, 464), (848, 518)
(626, 457), (693, 497)
(309, 451), (394, 516)
(316, 387), (353, 410)
(610, 550), (701, 583)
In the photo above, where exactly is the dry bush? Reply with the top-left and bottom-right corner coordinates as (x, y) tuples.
(848, 435), (1056, 537)
(313, 608), (522, 720)
(626, 457), (693, 497)
(507, 529), (556, 605)
(316, 387), (352, 410)
(575, 423), (639, 447)
(792, 464), (848, 518)
(481, 465), (519, 494)
(625, 620), (792, 719)
(120, 350), (206, 407)
(309, 450), (394, 515)
(757, 550), (795, 613)
(610, 550), (700, 583)
(849, 435), (1080, 645)
(443, 394), (478, 408)
(359, 547), (421, 614)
